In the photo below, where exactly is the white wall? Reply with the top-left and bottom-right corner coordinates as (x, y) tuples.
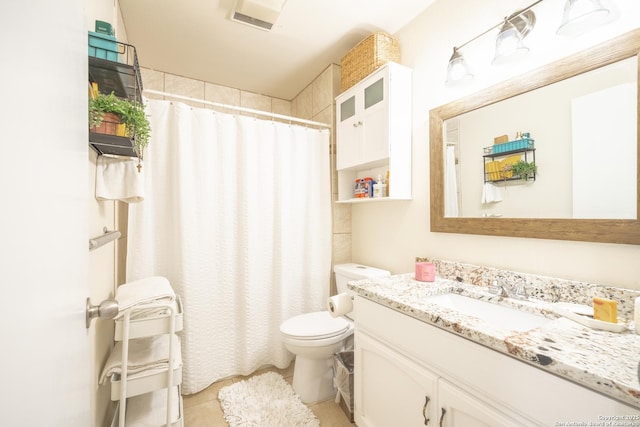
(351, 0), (640, 288)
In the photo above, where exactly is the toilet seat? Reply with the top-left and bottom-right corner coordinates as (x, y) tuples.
(280, 311), (349, 340)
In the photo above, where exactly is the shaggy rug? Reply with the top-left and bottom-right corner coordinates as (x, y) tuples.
(218, 372), (320, 427)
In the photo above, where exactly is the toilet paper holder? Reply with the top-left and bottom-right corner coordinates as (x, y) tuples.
(328, 293), (354, 317)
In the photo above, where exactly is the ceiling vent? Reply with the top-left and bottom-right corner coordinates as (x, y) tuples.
(230, 0), (287, 31)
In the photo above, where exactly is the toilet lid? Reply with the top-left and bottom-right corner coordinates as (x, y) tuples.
(280, 311), (350, 340)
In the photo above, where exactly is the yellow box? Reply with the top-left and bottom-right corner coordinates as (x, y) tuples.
(593, 297), (618, 323)
(494, 135), (509, 144)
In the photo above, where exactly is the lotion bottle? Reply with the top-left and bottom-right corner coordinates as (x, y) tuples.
(373, 174), (387, 198)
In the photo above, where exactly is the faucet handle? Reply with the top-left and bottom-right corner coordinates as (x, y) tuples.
(488, 280), (501, 295)
(513, 282), (528, 300)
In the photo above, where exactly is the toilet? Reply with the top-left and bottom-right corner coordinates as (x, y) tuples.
(280, 263), (391, 403)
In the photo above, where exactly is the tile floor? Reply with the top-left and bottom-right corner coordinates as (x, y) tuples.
(183, 363), (355, 426)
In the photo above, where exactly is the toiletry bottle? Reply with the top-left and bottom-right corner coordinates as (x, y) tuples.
(373, 174), (387, 198)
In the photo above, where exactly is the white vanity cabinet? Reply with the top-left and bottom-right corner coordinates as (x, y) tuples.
(355, 331), (438, 426)
(355, 330), (525, 427)
(353, 296), (639, 426)
(335, 62), (412, 202)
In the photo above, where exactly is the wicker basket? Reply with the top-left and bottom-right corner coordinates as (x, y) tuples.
(340, 32), (400, 92)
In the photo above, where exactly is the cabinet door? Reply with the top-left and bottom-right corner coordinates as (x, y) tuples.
(337, 94), (361, 170)
(360, 76), (389, 165)
(354, 331), (438, 427)
(437, 380), (521, 427)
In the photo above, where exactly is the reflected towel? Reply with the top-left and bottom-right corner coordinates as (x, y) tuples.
(95, 156), (144, 203)
(481, 183), (503, 204)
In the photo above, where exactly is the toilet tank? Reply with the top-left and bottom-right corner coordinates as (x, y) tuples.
(333, 263), (391, 294)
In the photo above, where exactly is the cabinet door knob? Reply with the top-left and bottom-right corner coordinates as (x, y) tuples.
(352, 121), (363, 127)
(422, 395), (430, 425)
(439, 407), (447, 427)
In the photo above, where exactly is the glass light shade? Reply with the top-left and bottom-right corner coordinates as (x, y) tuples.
(557, 0), (610, 36)
(446, 48), (473, 85)
(492, 20), (529, 65)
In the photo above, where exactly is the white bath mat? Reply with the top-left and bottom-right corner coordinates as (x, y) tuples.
(218, 372), (320, 427)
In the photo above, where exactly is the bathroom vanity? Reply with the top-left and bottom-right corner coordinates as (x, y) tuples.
(349, 272), (640, 426)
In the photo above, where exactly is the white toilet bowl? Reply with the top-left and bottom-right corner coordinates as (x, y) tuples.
(279, 263), (391, 404)
(280, 311), (354, 403)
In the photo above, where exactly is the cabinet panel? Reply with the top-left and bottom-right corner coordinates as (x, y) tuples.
(438, 380), (518, 427)
(340, 95), (356, 121)
(355, 331), (437, 427)
(361, 86), (389, 166)
(364, 77), (384, 108)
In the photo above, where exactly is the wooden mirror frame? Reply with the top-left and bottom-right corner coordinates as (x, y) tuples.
(430, 29), (640, 245)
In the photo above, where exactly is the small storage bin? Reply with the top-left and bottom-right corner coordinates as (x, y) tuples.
(340, 32), (400, 92)
(490, 138), (534, 154)
(88, 31), (121, 61)
(333, 351), (354, 422)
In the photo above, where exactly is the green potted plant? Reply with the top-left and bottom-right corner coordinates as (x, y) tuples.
(508, 160), (537, 181)
(89, 91), (151, 159)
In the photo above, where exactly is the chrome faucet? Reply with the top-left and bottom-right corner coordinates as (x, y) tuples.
(488, 280), (527, 300)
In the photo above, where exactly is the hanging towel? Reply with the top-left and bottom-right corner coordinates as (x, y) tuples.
(99, 334), (182, 384)
(95, 156), (144, 203)
(115, 276), (175, 315)
(481, 183), (503, 204)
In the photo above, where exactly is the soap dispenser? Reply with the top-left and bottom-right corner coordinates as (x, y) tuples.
(373, 174), (387, 198)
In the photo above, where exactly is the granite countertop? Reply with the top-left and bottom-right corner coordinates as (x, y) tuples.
(348, 273), (640, 409)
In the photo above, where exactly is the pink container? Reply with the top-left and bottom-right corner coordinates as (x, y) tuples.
(415, 262), (435, 282)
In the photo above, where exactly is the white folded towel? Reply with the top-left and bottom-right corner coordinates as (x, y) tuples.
(115, 276), (175, 315)
(481, 183), (503, 204)
(95, 156), (144, 203)
(126, 386), (182, 425)
(99, 334), (182, 384)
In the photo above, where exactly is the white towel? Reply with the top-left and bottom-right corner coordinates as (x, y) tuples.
(99, 334), (182, 384)
(115, 276), (175, 315)
(481, 183), (503, 204)
(126, 386), (182, 426)
(95, 156), (144, 203)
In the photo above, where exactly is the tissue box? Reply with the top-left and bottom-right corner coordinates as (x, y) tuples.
(415, 262), (435, 282)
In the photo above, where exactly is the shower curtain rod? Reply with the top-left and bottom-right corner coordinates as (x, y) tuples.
(143, 89), (332, 129)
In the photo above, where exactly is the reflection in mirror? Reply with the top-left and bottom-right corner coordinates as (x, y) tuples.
(430, 29), (640, 245)
(444, 58), (637, 219)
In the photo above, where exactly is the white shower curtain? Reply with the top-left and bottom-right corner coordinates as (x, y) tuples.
(444, 145), (459, 217)
(126, 99), (332, 394)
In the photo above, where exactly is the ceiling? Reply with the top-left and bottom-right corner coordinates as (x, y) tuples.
(119, 0), (436, 100)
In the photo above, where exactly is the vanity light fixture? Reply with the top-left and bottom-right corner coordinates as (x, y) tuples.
(445, 0), (542, 84)
(556, 0), (611, 36)
(445, 47), (473, 85)
(492, 10), (536, 65)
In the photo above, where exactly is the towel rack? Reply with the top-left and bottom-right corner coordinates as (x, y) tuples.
(89, 227), (121, 251)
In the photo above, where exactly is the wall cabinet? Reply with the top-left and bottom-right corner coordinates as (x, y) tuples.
(353, 296), (639, 426)
(335, 62), (412, 202)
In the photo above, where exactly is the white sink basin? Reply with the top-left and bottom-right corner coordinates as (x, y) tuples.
(424, 293), (552, 332)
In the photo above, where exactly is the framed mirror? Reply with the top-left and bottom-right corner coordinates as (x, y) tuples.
(430, 28), (640, 245)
